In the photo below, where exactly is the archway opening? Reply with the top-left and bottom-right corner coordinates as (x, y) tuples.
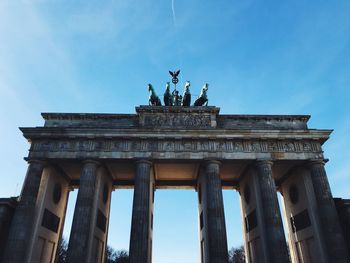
(107, 189), (134, 252)
(152, 189), (200, 263)
(61, 189), (78, 249)
(223, 190), (245, 255)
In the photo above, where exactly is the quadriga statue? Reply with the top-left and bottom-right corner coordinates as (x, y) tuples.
(181, 81), (191, 106)
(148, 84), (162, 106)
(194, 83), (208, 106)
(163, 82), (173, 106)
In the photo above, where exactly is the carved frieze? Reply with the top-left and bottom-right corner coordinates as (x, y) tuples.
(31, 139), (322, 154)
(142, 114), (212, 128)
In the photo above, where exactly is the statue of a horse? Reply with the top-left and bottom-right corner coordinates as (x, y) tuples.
(148, 84), (162, 106)
(181, 81), (191, 106)
(194, 83), (209, 106)
(163, 82), (173, 106)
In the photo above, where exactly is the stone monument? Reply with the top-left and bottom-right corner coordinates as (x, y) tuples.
(0, 75), (349, 262)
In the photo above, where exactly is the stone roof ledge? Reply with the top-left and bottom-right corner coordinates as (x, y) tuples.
(135, 105), (220, 114)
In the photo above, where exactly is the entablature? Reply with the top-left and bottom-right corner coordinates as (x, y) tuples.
(22, 107), (331, 162)
(40, 106), (311, 130)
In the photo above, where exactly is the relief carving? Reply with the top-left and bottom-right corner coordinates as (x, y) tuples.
(268, 142), (279, 152)
(32, 139), (322, 155)
(233, 142), (244, 152)
(144, 114), (211, 128)
(302, 142), (312, 152)
(251, 142), (261, 152)
(284, 142), (295, 152)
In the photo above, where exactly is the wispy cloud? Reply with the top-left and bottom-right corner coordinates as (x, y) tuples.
(0, 1), (83, 107)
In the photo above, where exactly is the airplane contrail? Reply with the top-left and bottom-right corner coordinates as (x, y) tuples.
(172, 0), (176, 26)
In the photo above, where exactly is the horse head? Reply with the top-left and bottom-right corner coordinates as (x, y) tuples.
(148, 84), (154, 93)
(203, 83), (209, 92)
(165, 82), (171, 92)
(199, 83), (208, 96)
(184, 81), (191, 92)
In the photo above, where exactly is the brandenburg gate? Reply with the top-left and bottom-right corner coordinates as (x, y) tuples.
(1, 105), (349, 262)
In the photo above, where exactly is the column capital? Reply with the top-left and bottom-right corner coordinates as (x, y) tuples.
(82, 159), (100, 166)
(203, 158), (221, 166)
(256, 159), (274, 167)
(134, 158), (153, 166)
(308, 159), (328, 166)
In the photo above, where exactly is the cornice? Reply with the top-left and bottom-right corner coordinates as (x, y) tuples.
(218, 114), (310, 122)
(41, 112), (136, 121)
(20, 127), (332, 143)
(135, 105), (220, 114)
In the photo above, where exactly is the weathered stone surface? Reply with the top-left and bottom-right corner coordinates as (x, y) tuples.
(20, 106), (330, 163)
(308, 160), (349, 262)
(2, 160), (45, 263)
(255, 160), (289, 263)
(40, 106), (310, 130)
(129, 160), (154, 263)
(25, 138), (325, 162)
(199, 160), (229, 263)
(30, 138), (322, 154)
(67, 160), (102, 262)
(334, 198), (350, 253)
(0, 198), (17, 262)
(4, 105), (347, 263)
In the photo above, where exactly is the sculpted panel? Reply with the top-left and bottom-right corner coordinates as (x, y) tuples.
(31, 139), (322, 154)
(143, 113), (211, 128)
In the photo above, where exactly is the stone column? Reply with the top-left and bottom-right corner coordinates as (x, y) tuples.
(255, 160), (289, 263)
(67, 160), (101, 262)
(308, 160), (349, 262)
(129, 159), (154, 263)
(200, 160), (229, 263)
(2, 160), (45, 263)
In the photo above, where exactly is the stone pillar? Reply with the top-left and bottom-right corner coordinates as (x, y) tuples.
(2, 160), (45, 263)
(129, 159), (154, 263)
(240, 161), (289, 263)
(279, 166), (328, 263)
(26, 166), (70, 262)
(308, 160), (349, 262)
(198, 160), (228, 263)
(255, 160), (289, 263)
(0, 198), (17, 262)
(67, 160), (112, 263)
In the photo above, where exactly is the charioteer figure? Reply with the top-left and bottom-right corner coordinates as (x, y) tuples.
(172, 90), (182, 106)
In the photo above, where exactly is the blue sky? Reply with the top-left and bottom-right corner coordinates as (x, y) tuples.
(1, 1), (350, 262)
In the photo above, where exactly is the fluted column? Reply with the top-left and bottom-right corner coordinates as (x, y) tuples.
(67, 160), (100, 262)
(201, 160), (228, 263)
(308, 160), (349, 262)
(129, 159), (154, 263)
(3, 160), (45, 263)
(255, 160), (289, 263)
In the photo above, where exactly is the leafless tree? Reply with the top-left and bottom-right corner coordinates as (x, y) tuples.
(228, 245), (245, 263)
(56, 237), (68, 263)
(56, 237), (129, 263)
(105, 245), (129, 263)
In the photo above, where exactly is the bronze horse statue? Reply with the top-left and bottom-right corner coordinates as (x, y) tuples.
(181, 81), (191, 106)
(163, 82), (173, 106)
(194, 83), (208, 106)
(148, 84), (162, 106)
